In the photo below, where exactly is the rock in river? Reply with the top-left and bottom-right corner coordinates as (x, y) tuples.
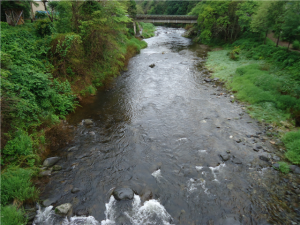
(53, 165), (62, 171)
(84, 119), (93, 125)
(43, 157), (60, 167)
(71, 188), (81, 193)
(220, 154), (230, 161)
(113, 187), (134, 201)
(55, 203), (72, 215)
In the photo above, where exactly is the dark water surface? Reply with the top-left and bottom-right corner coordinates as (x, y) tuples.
(35, 27), (300, 225)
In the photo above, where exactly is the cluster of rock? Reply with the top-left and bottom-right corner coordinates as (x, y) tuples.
(39, 157), (61, 177)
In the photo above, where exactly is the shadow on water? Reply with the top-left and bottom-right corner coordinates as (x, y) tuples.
(35, 27), (300, 225)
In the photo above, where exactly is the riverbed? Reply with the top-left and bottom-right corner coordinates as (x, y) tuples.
(34, 27), (300, 225)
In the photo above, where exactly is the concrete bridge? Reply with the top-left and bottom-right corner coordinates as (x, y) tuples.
(132, 14), (198, 35)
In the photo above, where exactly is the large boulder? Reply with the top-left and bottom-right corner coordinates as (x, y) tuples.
(55, 203), (72, 215)
(43, 157), (60, 167)
(113, 187), (134, 201)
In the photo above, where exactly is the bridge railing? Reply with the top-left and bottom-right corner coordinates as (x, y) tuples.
(135, 14), (198, 20)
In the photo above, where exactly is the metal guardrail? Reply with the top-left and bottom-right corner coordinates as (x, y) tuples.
(135, 14), (198, 20)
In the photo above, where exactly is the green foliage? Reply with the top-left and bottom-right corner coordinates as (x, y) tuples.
(55, 1), (72, 33)
(35, 19), (53, 37)
(229, 46), (241, 61)
(80, 85), (97, 97)
(1, 167), (38, 206)
(140, 22), (155, 38)
(1, 205), (27, 225)
(277, 162), (290, 174)
(191, 1), (240, 43)
(3, 130), (33, 156)
(293, 40), (300, 50)
(282, 130), (300, 164)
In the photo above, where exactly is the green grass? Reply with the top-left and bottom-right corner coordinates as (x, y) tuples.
(1, 205), (27, 225)
(139, 22), (156, 38)
(206, 50), (296, 125)
(282, 130), (300, 164)
(1, 167), (38, 206)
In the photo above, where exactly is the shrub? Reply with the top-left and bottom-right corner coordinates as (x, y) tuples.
(229, 46), (241, 61)
(2, 130), (33, 156)
(0, 21), (10, 29)
(292, 40), (300, 50)
(1, 167), (38, 206)
(276, 162), (290, 173)
(1, 205), (27, 225)
(139, 22), (156, 38)
(35, 19), (53, 37)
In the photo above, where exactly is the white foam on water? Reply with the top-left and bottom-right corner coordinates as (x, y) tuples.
(151, 169), (163, 182)
(195, 166), (203, 171)
(198, 150), (207, 154)
(187, 178), (210, 195)
(33, 205), (100, 225)
(101, 195), (173, 225)
(209, 163), (226, 182)
(125, 195), (173, 225)
(101, 195), (117, 225)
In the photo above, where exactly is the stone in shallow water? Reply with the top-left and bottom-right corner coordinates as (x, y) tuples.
(71, 188), (80, 193)
(84, 119), (93, 125)
(43, 157), (60, 167)
(55, 203), (72, 215)
(53, 165), (62, 171)
(113, 187), (134, 201)
(232, 157), (242, 164)
(220, 154), (230, 161)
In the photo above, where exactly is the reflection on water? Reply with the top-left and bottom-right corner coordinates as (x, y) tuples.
(37, 27), (300, 225)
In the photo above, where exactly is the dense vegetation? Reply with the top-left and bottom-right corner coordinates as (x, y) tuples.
(1, 0), (148, 223)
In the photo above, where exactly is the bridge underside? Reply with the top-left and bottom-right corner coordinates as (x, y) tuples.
(135, 19), (197, 24)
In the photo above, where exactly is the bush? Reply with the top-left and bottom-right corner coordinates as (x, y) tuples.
(3, 130), (33, 156)
(292, 40), (300, 50)
(139, 22), (156, 38)
(1, 205), (27, 225)
(1, 167), (38, 206)
(35, 19), (53, 37)
(229, 46), (241, 61)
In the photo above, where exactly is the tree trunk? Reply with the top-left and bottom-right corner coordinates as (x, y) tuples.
(276, 32), (280, 47)
(30, 2), (34, 22)
(43, 0), (53, 22)
(287, 42), (290, 51)
(264, 30), (268, 45)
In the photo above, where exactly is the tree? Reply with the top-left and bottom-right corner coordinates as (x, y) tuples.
(267, 1), (287, 47)
(281, 2), (300, 50)
(48, 0), (59, 21)
(251, 1), (272, 44)
(127, 0), (137, 18)
(236, 1), (258, 32)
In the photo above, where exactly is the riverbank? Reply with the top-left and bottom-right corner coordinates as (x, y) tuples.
(205, 39), (300, 172)
(0, 19), (150, 224)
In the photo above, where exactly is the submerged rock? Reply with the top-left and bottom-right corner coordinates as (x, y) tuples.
(71, 188), (81, 193)
(75, 209), (89, 216)
(42, 196), (60, 207)
(43, 157), (60, 167)
(149, 64), (155, 68)
(290, 165), (300, 174)
(232, 157), (242, 164)
(220, 154), (230, 161)
(55, 203), (72, 215)
(141, 190), (152, 202)
(113, 187), (134, 201)
(39, 170), (51, 176)
(53, 165), (62, 171)
(259, 155), (270, 162)
(84, 119), (93, 125)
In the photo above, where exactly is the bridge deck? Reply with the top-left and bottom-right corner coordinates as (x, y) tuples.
(134, 15), (198, 24)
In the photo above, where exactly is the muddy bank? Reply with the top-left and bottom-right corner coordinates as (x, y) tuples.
(34, 27), (300, 225)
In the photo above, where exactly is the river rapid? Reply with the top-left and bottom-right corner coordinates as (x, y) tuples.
(34, 27), (300, 225)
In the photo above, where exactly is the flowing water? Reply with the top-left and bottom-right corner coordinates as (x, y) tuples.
(34, 27), (300, 225)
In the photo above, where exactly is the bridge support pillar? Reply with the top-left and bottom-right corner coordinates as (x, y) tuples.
(133, 22), (136, 36)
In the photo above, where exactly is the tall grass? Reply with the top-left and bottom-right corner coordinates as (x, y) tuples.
(139, 22), (156, 38)
(282, 130), (300, 164)
(1, 205), (27, 225)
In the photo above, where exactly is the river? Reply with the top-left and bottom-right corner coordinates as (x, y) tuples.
(34, 27), (300, 225)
